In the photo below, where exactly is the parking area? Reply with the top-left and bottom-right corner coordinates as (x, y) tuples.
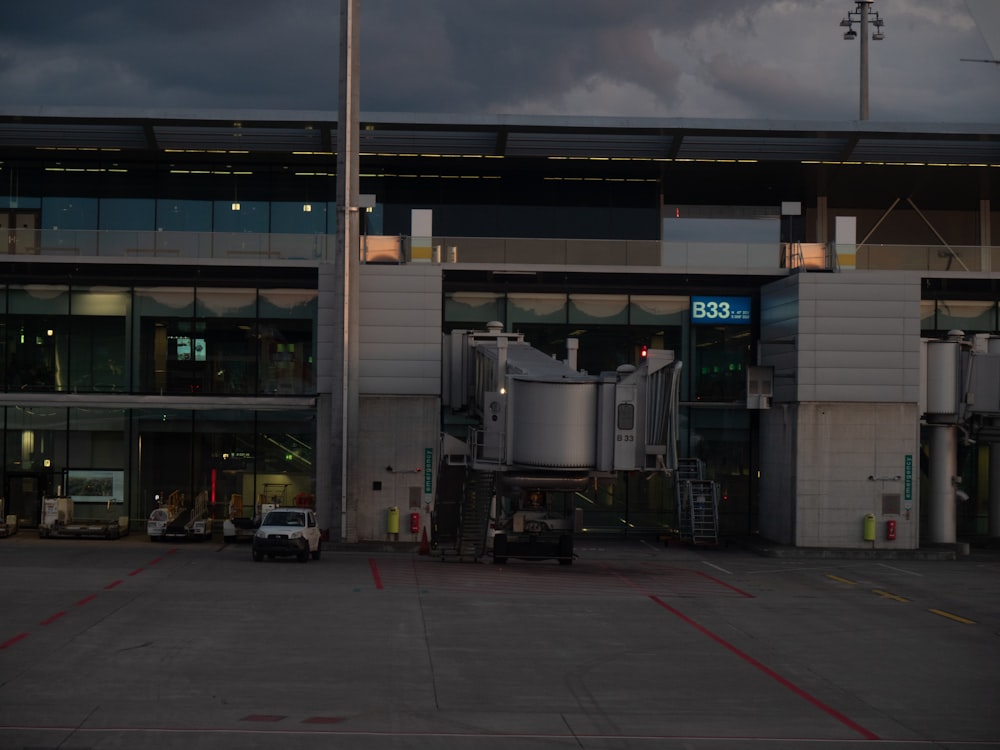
(1, 534), (999, 749)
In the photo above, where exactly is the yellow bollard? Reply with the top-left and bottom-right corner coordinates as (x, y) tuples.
(862, 513), (876, 542)
(386, 506), (399, 535)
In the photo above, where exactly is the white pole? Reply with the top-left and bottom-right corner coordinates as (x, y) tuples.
(336, 0), (361, 541)
(859, 1), (870, 120)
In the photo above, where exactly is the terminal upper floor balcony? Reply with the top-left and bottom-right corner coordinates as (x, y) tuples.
(4, 229), (998, 274)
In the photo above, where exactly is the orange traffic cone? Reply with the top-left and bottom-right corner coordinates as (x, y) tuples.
(419, 526), (430, 555)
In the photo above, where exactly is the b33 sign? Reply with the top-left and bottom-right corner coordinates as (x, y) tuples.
(690, 296), (751, 325)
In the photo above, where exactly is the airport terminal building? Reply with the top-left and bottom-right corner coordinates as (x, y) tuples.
(0, 108), (997, 549)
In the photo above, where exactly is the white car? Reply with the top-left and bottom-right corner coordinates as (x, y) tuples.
(252, 507), (321, 562)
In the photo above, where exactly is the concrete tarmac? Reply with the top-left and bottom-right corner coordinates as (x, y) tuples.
(0, 533), (998, 749)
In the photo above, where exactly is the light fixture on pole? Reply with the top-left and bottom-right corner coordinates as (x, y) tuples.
(839, 0), (886, 120)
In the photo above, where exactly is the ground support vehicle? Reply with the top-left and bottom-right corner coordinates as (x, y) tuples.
(147, 492), (213, 541)
(251, 507), (322, 562)
(222, 516), (259, 543)
(38, 497), (129, 539)
(223, 496), (271, 543)
(436, 323), (682, 565)
(489, 475), (588, 565)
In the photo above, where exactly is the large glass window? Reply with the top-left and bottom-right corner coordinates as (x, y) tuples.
(6, 285), (70, 392)
(255, 409), (316, 511)
(196, 288), (258, 395)
(40, 197), (99, 255)
(932, 300), (996, 334)
(271, 201), (328, 234)
(67, 407), (128, 523)
(444, 292), (504, 329)
(258, 289), (317, 395)
(507, 293), (567, 327)
(691, 325), (751, 403)
(131, 286), (317, 396)
(135, 409), (194, 518)
(214, 200), (268, 233)
(134, 287), (195, 394)
(5, 404), (66, 473)
(5, 404), (67, 528)
(156, 199), (213, 232)
(69, 288), (129, 392)
(193, 410), (257, 523)
(155, 199), (212, 257)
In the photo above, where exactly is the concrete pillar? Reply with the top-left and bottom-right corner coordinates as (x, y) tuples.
(927, 423), (957, 544)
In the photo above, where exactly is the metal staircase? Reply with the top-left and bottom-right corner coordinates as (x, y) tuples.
(439, 469), (493, 562)
(675, 459), (720, 546)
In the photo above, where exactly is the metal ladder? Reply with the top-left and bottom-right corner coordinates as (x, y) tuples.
(675, 459), (720, 546)
(677, 479), (720, 546)
(440, 469), (492, 562)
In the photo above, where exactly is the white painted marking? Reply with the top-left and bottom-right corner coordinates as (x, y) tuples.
(702, 560), (732, 575)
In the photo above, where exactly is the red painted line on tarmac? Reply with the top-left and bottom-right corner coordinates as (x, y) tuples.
(39, 611), (67, 626)
(75, 594), (98, 606)
(648, 594), (879, 741)
(127, 568), (144, 577)
(695, 570), (754, 598)
(148, 557), (163, 566)
(0, 633), (29, 649)
(369, 558), (384, 589)
(104, 580), (123, 590)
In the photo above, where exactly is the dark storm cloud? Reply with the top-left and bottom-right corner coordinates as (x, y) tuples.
(0, 0), (996, 123)
(360, 0), (753, 113)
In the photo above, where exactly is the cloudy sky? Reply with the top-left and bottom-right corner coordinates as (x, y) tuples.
(2, 0), (998, 123)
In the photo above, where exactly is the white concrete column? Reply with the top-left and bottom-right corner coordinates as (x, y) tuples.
(927, 423), (957, 544)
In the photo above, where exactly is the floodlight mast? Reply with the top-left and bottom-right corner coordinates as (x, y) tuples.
(840, 0), (885, 121)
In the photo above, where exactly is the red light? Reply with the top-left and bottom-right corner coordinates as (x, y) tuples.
(640, 345), (648, 358)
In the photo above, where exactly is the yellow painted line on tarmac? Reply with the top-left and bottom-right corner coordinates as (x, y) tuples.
(928, 608), (976, 625)
(826, 574), (857, 585)
(872, 589), (909, 603)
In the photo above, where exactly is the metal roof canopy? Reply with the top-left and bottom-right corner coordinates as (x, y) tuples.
(1, 108), (999, 165)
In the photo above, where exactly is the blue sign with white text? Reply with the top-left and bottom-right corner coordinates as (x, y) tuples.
(690, 296), (752, 324)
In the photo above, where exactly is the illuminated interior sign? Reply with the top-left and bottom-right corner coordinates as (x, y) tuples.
(690, 296), (752, 324)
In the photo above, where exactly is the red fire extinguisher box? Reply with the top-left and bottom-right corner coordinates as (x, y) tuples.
(886, 519), (897, 541)
(409, 512), (420, 534)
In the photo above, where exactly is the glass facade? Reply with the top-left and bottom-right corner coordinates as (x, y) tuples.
(0, 284), (317, 397)
(1, 280), (318, 530)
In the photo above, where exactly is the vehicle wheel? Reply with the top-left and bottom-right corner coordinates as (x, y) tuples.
(252, 548), (263, 562)
(493, 534), (508, 565)
(297, 549), (309, 563)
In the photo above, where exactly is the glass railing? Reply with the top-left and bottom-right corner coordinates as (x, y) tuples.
(9, 229), (334, 261)
(6, 229), (997, 273)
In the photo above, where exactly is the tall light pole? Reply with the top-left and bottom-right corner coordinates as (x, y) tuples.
(840, 0), (885, 120)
